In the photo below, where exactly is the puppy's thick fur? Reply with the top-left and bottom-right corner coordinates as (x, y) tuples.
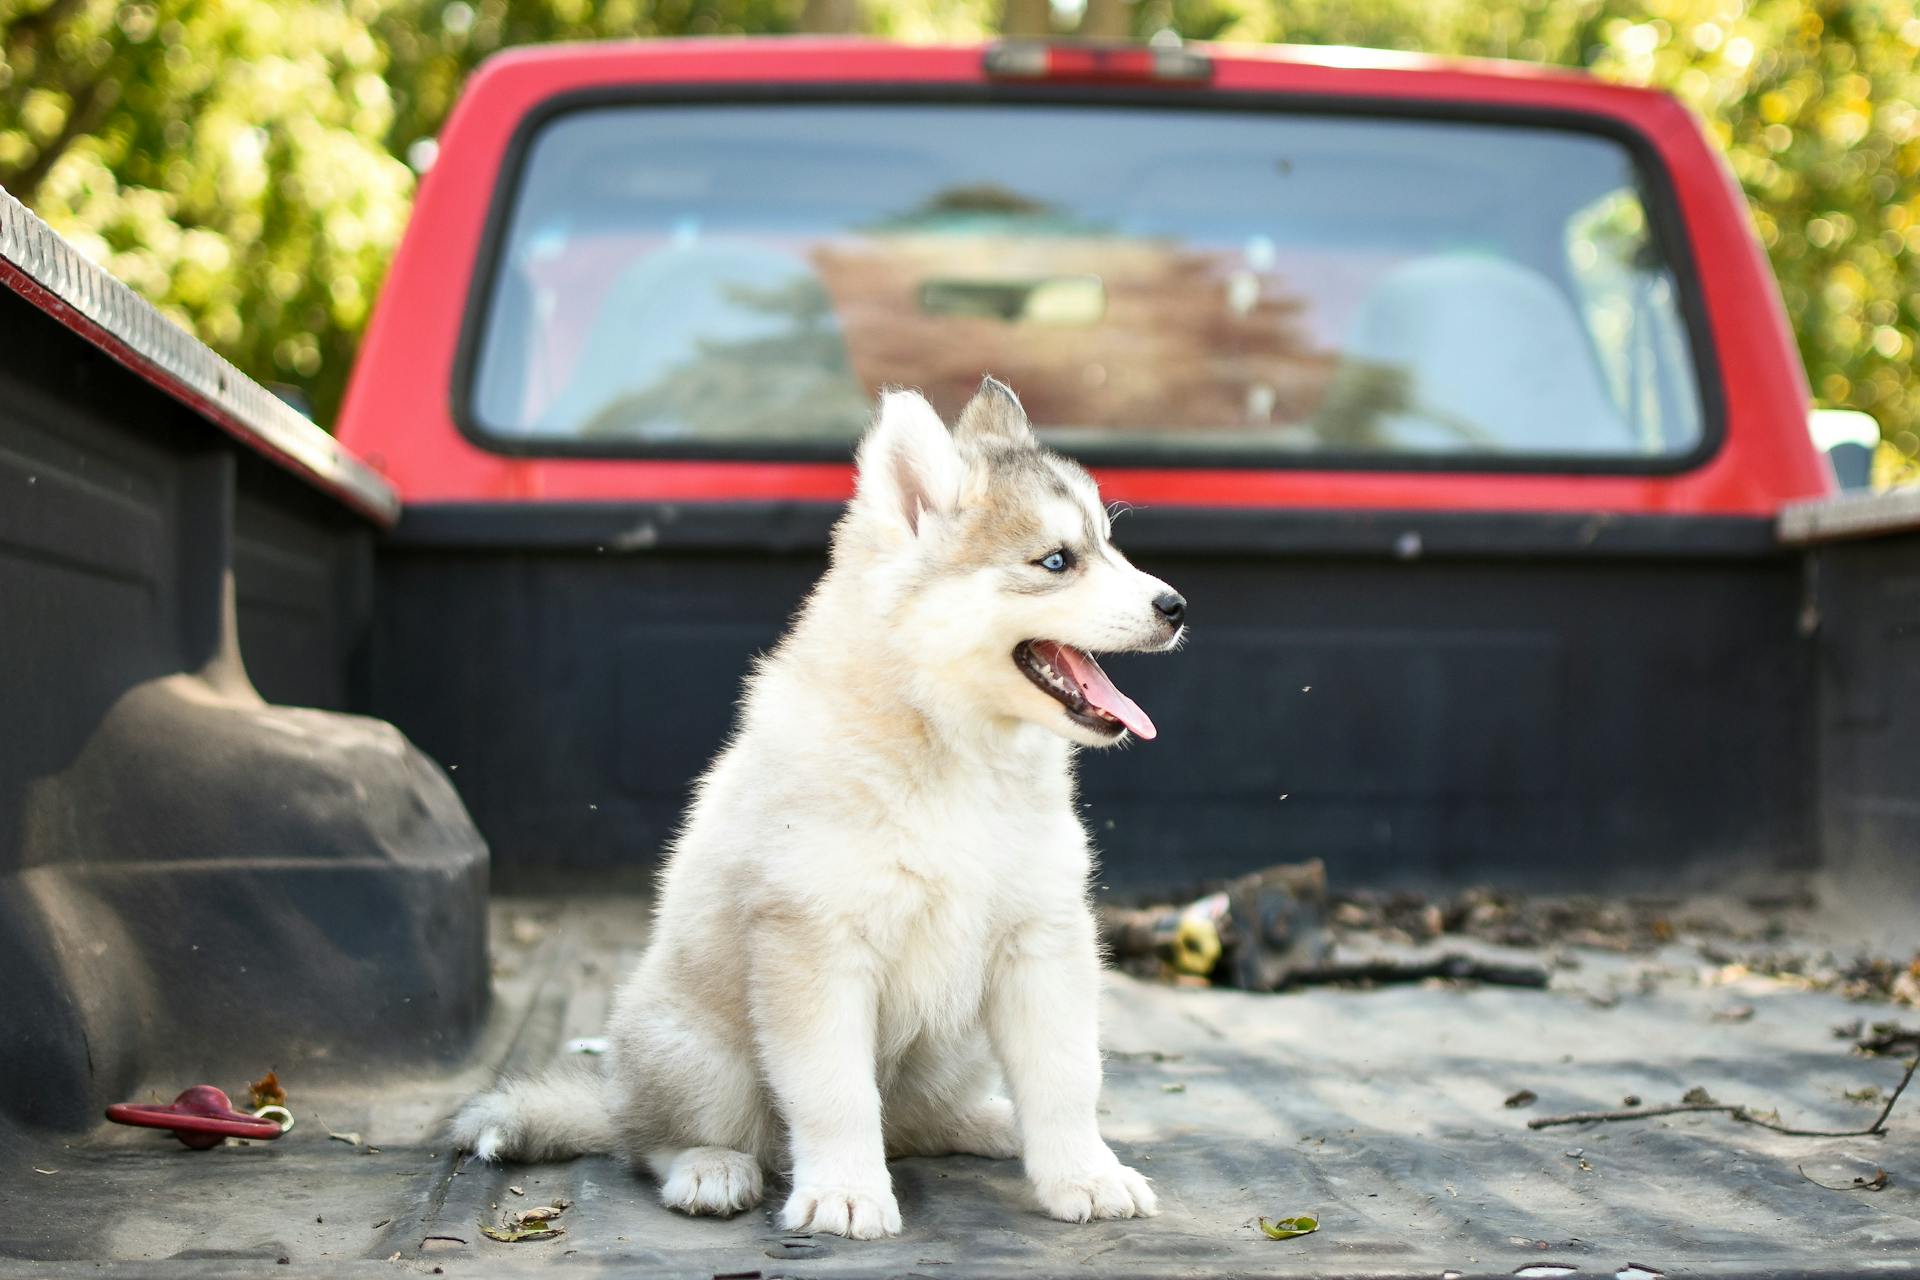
(451, 380), (1184, 1238)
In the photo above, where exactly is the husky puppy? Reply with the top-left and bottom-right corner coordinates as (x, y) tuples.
(451, 378), (1186, 1239)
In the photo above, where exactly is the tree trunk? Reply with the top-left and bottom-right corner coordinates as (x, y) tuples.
(1080, 0), (1131, 40)
(1001, 0), (1052, 37)
(799, 0), (862, 34)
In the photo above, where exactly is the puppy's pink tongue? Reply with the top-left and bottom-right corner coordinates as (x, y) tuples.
(1047, 642), (1156, 740)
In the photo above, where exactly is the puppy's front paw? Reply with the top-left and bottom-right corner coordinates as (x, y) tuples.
(1035, 1161), (1159, 1223)
(781, 1184), (902, 1239)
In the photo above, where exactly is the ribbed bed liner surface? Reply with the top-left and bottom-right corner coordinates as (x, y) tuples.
(4, 894), (1915, 1278)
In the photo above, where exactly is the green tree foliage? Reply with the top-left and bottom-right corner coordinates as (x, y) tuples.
(1, 0), (1915, 481)
(0, 0), (805, 423)
(1, 0), (416, 420)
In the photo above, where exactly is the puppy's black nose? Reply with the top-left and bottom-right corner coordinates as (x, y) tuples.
(1153, 591), (1186, 626)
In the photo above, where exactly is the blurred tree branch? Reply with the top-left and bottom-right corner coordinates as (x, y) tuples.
(2, 0), (85, 53)
(3, 70), (116, 199)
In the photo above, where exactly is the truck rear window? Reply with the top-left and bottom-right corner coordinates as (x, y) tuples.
(465, 102), (1707, 465)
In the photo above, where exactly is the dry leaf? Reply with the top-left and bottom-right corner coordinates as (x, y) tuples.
(1892, 965), (1920, 1007)
(1504, 1089), (1538, 1109)
(1258, 1215), (1319, 1240)
(1799, 1161), (1890, 1192)
(483, 1198), (570, 1244)
(248, 1071), (287, 1110)
(479, 1221), (563, 1243)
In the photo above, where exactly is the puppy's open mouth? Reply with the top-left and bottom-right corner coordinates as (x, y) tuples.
(1014, 640), (1156, 740)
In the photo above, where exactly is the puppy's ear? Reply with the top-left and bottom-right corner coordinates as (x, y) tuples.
(953, 375), (1033, 448)
(855, 390), (964, 537)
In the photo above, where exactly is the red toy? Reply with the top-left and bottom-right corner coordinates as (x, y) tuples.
(106, 1086), (290, 1149)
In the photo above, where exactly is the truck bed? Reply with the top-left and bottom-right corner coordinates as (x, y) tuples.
(9, 894), (1916, 1278)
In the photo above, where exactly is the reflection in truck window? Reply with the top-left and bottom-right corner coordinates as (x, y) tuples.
(467, 104), (1705, 462)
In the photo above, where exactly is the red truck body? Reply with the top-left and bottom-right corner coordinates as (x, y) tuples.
(337, 38), (1831, 515)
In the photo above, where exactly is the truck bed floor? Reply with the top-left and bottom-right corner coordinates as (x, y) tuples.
(6, 895), (1917, 1278)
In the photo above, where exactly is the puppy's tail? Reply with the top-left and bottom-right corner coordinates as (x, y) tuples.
(448, 1057), (616, 1163)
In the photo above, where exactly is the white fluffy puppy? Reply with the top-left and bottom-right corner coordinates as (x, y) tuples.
(452, 378), (1186, 1239)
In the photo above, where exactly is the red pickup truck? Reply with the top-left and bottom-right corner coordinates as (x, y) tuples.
(4, 37), (1917, 1278)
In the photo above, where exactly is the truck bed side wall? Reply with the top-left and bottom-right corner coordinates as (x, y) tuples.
(0, 285), (488, 1130)
(1808, 518), (1920, 925)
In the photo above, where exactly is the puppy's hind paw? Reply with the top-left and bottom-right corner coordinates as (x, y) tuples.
(657, 1147), (763, 1217)
(1035, 1161), (1158, 1223)
(780, 1184), (902, 1239)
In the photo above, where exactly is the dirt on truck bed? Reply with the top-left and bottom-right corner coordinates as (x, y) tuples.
(5, 894), (1918, 1279)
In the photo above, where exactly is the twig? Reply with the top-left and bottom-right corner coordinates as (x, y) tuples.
(1528, 1056), (1917, 1137)
(1300, 954), (1549, 990)
(1854, 1056), (1919, 1134)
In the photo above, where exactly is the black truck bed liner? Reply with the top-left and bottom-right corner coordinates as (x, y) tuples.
(8, 895), (1916, 1278)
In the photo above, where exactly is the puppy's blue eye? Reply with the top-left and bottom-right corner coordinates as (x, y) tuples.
(1037, 550), (1071, 573)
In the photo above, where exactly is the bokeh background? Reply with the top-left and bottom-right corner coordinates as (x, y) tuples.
(1, 0), (1915, 484)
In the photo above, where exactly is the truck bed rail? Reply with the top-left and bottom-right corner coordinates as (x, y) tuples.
(0, 185), (397, 525)
(1780, 485), (1920, 544)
